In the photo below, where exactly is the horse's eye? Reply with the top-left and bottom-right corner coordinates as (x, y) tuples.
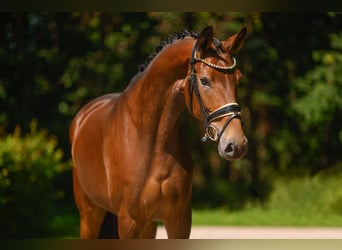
(200, 77), (211, 87)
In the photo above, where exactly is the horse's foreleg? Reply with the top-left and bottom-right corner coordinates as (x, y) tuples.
(140, 221), (157, 238)
(116, 207), (141, 238)
(117, 207), (157, 238)
(73, 168), (107, 239)
(164, 206), (192, 239)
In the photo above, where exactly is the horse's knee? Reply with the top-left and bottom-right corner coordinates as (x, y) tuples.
(117, 208), (139, 238)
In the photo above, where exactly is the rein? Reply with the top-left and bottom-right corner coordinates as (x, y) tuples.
(188, 41), (242, 143)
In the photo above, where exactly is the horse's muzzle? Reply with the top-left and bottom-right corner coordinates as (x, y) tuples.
(218, 134), (248, 161)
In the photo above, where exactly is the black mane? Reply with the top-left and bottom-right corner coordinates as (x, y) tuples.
(138, 29), (199, 72)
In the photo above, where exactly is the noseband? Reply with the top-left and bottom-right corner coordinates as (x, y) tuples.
(188, 41), (242, 143)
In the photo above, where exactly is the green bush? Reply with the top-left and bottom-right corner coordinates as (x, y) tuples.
(0, 120), (71, 238)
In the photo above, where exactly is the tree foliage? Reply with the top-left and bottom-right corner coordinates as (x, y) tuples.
(289, 32), (342, 173)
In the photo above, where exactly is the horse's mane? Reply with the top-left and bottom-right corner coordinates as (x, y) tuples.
(138, 29), (199, 72)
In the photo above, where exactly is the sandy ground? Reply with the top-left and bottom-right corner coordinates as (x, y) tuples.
(156, 225), (342, 239)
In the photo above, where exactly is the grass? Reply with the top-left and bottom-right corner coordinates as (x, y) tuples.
(192, 208), (342, 227)
(193, 172), (342, 227)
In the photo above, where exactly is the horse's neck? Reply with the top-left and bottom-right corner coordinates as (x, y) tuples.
(154, 89), (185, 146)
(123, 39), (192, 144)
(125, 76), (186, 145)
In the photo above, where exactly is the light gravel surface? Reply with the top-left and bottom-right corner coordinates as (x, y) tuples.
(156, 226), (342, 239)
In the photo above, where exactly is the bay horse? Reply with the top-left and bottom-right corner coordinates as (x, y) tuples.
(70, 26), (248, 239)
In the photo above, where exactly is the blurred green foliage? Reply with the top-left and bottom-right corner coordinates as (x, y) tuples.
(0, 12), (341, 236)
(293, 33), (342, 126)
(0, 120), (71, 237)
(268, 173), (342, 217)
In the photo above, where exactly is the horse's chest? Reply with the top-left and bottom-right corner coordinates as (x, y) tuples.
(139, 165), (191, 214)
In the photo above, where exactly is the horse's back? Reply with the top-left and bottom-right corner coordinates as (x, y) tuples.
(70, 93), (121, 208)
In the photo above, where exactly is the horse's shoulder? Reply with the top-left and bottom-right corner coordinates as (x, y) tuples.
(69, 93), (121, 143)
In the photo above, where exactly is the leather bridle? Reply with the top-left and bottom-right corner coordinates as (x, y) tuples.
(188, 40), (242, 143)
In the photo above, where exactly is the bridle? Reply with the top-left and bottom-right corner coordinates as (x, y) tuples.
(188, 40), (242, 143)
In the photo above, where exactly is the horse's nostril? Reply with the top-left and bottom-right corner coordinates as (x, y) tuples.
(225, 142), (235, 154)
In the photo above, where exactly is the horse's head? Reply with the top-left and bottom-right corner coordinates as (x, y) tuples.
(176, 26), (248, 161)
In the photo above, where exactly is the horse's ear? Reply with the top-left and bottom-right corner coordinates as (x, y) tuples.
(223, 27), (248, 54)
(197, 26), (214, 53)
